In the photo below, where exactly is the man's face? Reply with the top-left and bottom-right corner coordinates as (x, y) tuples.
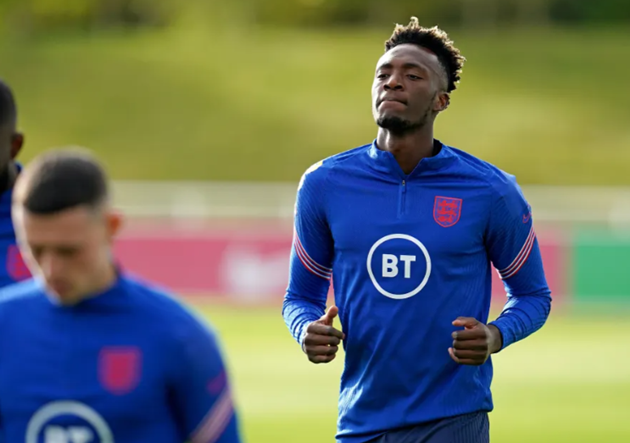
(371, 44), (449, 134)
(13, 205), (120, 305)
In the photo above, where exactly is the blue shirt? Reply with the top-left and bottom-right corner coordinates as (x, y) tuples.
(282, 140), (552, 443)
(0, 172), (31, 288)
(0, 273), (242, 443)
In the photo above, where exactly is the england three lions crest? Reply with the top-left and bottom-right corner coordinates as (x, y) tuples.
(433, 196), (462, 228)
(98, 347), (142, 395)
(7, 245), (30, 281)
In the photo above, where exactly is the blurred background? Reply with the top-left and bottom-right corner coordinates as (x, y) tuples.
(1, 0), (629, 441)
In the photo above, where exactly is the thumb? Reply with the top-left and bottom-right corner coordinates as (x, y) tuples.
(320, 305), (339, 325)
(452, 317), (479, 329)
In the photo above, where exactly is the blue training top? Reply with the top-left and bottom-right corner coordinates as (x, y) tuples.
(283, 140), (551, 442)
(0, 273), (242, 443)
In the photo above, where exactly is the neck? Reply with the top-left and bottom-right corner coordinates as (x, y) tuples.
(64, 261), (118, 306)
(0, 162), (17, 194)
(376, 125), (435, 175)
(91, 261), (118, 295)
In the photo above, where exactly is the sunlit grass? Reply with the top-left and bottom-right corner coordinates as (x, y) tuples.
(193, 303), (630, 443)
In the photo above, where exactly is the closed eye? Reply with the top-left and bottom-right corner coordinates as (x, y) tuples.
(56, 247), (79, 258)
(30, 246), (43, 260)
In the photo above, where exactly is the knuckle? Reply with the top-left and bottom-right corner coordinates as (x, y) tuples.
(308, 322), (322, 332)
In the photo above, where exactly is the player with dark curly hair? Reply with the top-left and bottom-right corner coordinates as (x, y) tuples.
(283, 17), (551, 443)
(372, 17), (465, 161)
(385, 18), (465, 91)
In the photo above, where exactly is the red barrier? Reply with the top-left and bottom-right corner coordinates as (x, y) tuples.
(115, 224), (566, 305)
(114, 225), (293, 302)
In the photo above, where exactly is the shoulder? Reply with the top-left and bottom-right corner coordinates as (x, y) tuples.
(0, 279), (45, 307)
(0, 279), (47, 322)
(447, 146), (525, 203)
(122, 274), (217, 341)
(297, 143), (372, 191)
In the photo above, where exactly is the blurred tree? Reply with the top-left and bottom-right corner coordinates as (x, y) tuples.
(550, 0), (630, 24)
(251, 0), (464, 29)
(235, 0), (630, 29)
(0, 0), (183, 36)
(0, 0), (628, 36)
(91, 0), (177, 28)
(460, 0), (501, 30)
(514, 0), (552, 27)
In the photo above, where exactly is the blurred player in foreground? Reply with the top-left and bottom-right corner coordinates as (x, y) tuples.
(0, 79), (29, 286)
(283, 17), (551, 443)
(0, 148), (242, 443)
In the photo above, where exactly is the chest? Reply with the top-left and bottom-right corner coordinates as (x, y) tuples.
(0, 310), (170, 436)
(328, 178), (491, 260)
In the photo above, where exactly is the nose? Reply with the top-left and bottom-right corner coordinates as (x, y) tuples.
(384, 72), (404, 91)
(39, 253), (64, 281)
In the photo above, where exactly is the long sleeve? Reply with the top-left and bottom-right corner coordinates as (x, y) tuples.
(485, 174), (552, 350)
(170, 318), (242, 443)
(282, 161), (334, 346)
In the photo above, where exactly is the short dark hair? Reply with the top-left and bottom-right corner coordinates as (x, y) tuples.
(15, 148), (109, 215)
(384, 17), (465, 93)
(0, 79), (17, 127)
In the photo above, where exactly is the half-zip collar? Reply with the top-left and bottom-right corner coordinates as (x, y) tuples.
(367, 138), (456, 181)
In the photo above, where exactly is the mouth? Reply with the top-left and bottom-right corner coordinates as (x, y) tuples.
(378, 97), (407, 107)
(48, 282), (70, 296)
(378, 99), (407, 111)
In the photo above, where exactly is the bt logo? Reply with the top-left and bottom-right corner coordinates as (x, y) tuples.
(26, 401), (113, 443)
(42, 426), (94, 443)
(381, 254), (416, 278)
(367, 234), (432, 299)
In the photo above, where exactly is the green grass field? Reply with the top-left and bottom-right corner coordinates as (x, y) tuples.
(191, 303), (630, 443)
(0, 25), (629, 185)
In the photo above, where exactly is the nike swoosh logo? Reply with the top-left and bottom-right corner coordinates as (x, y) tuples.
(523, 212), (532, 223)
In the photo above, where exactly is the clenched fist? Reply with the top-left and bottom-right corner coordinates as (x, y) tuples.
(302, 306), (345, 364)
(449, 317), (503, 366)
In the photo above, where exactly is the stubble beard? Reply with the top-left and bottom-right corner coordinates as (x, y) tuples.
(375, 102), (433, 136)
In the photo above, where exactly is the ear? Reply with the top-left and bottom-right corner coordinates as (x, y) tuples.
(10, 132), (24, 159)
(434, 92), (450, 112)
(105, 209), (124, 240)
